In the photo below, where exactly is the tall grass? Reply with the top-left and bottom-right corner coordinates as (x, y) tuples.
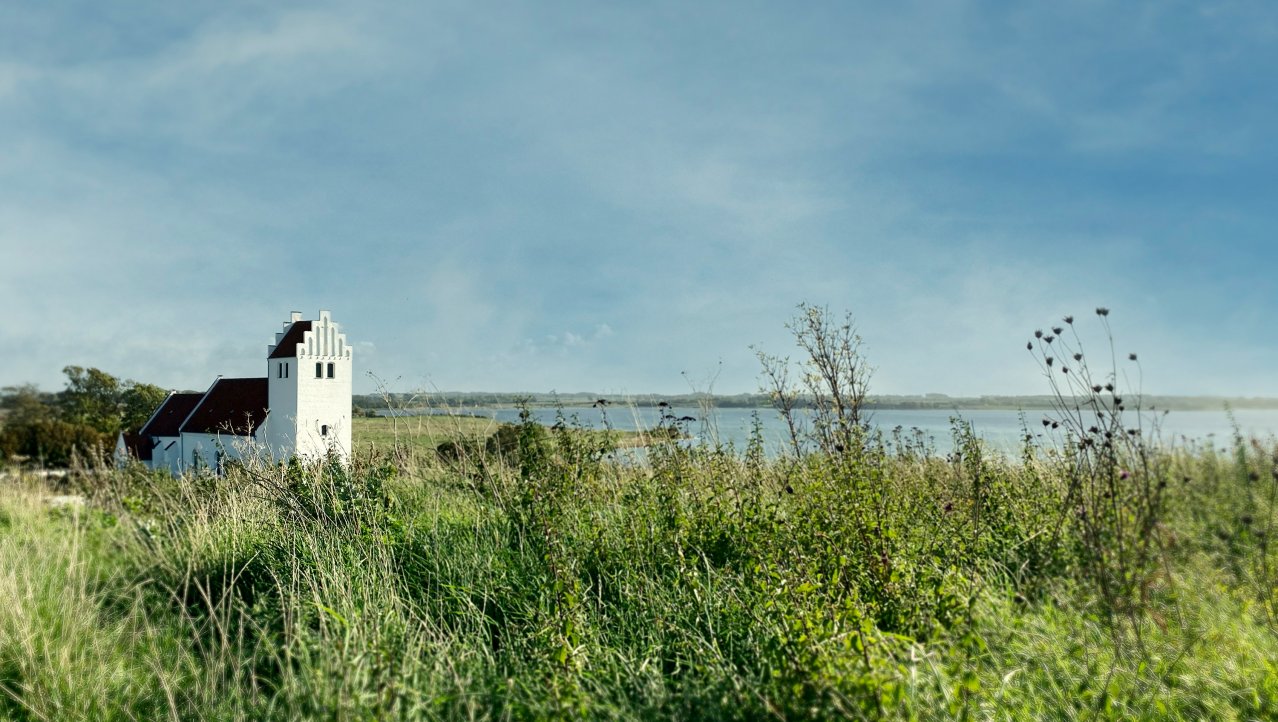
(1, 418), (1275, 720)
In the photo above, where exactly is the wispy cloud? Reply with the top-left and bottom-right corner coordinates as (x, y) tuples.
(3, 1), (1276, 396)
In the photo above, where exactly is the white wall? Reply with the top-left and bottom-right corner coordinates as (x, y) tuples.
(179, 431), (269, 473)
(150, 436), (182, 475)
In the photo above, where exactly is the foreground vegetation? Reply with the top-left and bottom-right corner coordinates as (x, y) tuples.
(2, 308), (1277, 720)
(2, 416), (1277, 720)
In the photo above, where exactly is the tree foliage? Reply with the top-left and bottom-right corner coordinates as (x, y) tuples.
(0, 367), (166, 466)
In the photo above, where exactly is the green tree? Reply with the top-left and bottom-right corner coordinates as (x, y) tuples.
(0, 383), (56, 425)
(54, 367), (168, 436)
(121, 382), (168, 432)
(58, 366), (123, 434)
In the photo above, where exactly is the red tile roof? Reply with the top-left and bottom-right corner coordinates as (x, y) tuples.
(139, 393), (205, 438)
(179, 378), (269, 435)
(268, 321), (311, 359)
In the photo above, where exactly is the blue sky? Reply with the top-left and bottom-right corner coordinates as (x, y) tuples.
(2, 1), (1275, 397)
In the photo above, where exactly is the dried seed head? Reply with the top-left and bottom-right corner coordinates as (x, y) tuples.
(1045, 357), (1054, 366)
(1042, 418), (1051, 427)
(1096, 307), (1110, 317)
(1052, 326), (1063, 335)
(1027, 341), (1033, 351)
(1074, 353), (1083, 361)
(1062, 366), (1069, 374)
(1128, 353), (1138, 361)
(1044, 335), (1055, 344)
(1092, 385), (1102, 393)
(1104, 383), (1114, 392)
(1064, 315), (1074, 324)
(1035, 329), (1044, 339)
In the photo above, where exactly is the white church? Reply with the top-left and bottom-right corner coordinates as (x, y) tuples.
(117, 310), (353, 473)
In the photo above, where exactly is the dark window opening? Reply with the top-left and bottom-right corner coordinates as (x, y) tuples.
(321, 424), (329, 437)
(315, 362), (323, 378)
(327, 363), (335, 379)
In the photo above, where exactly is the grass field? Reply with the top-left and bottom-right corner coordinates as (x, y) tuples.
(352, 414), (673, 466)
(1, 409), (1277, 720)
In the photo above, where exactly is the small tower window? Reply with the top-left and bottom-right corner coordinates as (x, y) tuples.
(315, 362), (323, 378)
(327, 363), (335, 379)
(321, 424), (329, 437)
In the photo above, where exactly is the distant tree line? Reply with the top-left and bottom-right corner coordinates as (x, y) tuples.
(0, 367), (167, 466)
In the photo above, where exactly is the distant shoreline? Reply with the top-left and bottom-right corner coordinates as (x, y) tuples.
(356, 392), (1278, 413)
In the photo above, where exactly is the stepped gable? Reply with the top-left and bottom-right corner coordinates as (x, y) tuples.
(179, 378), (270, 435)
(139, 392), (204, 438)
(268, 320), (312, 359)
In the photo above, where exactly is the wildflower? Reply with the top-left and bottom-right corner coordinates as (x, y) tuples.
(1096, 307), (1109, 317)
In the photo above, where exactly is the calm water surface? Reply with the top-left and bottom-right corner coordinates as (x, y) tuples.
(384, 405), (1278, 456)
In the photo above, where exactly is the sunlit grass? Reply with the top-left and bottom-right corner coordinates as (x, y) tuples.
(1, 418), (1276, 720)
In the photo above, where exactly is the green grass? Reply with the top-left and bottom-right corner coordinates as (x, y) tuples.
(352, 414), (503, 459)
(352, 414), (670, 469)
(1, 420), (1277, 720)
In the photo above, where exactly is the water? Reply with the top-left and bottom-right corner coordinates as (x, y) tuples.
(380, 404), (1278, 456)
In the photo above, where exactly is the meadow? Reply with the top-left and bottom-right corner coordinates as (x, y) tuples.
(2, 309), (1277, 720)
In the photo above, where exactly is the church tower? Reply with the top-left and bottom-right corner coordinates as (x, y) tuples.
(266, 310), (353, 461)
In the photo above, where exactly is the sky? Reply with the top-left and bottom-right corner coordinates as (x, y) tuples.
(2, 1), (1275, 398)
